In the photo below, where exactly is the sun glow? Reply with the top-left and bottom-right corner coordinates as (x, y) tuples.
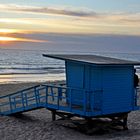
(0, 37), (17, 41)
(0, 29), (18, 33)
(0, 28), (31, 34)
(0, 36), (48, 43)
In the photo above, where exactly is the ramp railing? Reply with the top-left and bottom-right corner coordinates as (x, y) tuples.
(0, 84), (93, 116)
(0, 85), (45, 115)
(135, 86), (140, 108)
(41, 84), (89, 115)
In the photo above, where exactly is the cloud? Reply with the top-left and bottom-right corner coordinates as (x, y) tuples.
(1, 32), (140, 53)
(0, 4), (97, 17)
(0, 4), (140, 24)
(0, 4), (140, 35)
(0, 31), (50, 43)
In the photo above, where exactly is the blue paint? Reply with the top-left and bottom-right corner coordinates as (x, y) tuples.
(65, 60), (139, 116)
(0, 57), (140, 118)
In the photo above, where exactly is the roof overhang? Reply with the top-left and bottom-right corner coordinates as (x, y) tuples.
(43, 54), (140, 66)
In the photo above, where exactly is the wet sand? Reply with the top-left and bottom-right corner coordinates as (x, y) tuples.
(0, 82), (140, 140)
(0, 73), (65, 84)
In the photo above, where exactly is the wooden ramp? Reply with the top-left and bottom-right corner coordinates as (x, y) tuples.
(0, 84), (87, 116)
(0, 85), (46, 115)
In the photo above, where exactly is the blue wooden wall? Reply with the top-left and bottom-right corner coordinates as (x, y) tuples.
(66, 61), (85, 105)
(66, 61), (134, 115)
(101, 66), (133, 114)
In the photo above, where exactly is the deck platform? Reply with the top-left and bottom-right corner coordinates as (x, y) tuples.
(0, 84), (140, 117)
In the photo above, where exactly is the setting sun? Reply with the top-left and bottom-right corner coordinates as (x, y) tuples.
(0, 36), (48, 43)
(0, 37), (17, 41)
(0, 29), (18, 33)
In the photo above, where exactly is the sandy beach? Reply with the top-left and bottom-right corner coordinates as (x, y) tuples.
(0, 82), (140, 140)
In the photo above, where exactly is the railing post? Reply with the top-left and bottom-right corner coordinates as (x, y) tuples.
(37, 89), (41, 104)
(57, 87), (60, 109)
(83, 90), (87, 114)
(46, 86), (48, 106)
(21, 92), (25, 109)
(24, 93), (28, 107)
(58, 87), (62, 101)
(69, 89), (72, 112)
(13, 97), (16, 110)
(51, 87), (54, 101)
(9, 96), (12, 113)
(135, 87), (140, 107)
(34, 87), (39, 106)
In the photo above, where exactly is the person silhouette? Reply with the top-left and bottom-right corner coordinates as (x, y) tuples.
(134, 69), (139, 88)
(134, 69), (139, 106)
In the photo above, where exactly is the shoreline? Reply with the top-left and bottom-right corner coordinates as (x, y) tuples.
(0, 73), (65, 84)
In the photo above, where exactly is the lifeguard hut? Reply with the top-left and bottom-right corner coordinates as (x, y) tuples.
(0, 54), (140, 131)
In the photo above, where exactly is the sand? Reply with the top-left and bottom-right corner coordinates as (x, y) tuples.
(0, 82), (140, 140)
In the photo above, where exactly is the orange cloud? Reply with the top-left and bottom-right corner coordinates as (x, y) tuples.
(16, 38), (48, 43)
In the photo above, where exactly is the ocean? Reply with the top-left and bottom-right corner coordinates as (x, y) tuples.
(0, 49), (140, 83)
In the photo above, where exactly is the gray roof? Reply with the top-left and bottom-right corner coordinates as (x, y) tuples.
(43, 54), (140, 65)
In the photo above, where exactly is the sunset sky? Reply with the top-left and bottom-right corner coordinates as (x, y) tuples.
(0, 0), (140, 52)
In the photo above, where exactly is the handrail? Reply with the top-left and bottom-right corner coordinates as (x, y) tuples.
(0, 84), (92, 116)
(41, 84), (87, 92)
(136, 86), (140, 90)
(0, 85), (41, 99)
(0, 83), (90, 99)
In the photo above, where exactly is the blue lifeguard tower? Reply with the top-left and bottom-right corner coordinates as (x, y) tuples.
(0, 54), (140, 130)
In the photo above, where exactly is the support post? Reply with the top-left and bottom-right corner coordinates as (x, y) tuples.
(51, 110), (56, 121)
(123, 114), (128, 130)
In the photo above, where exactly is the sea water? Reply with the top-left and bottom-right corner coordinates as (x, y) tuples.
(0, 49), (140, 83)
(0, 49), (65, 83)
